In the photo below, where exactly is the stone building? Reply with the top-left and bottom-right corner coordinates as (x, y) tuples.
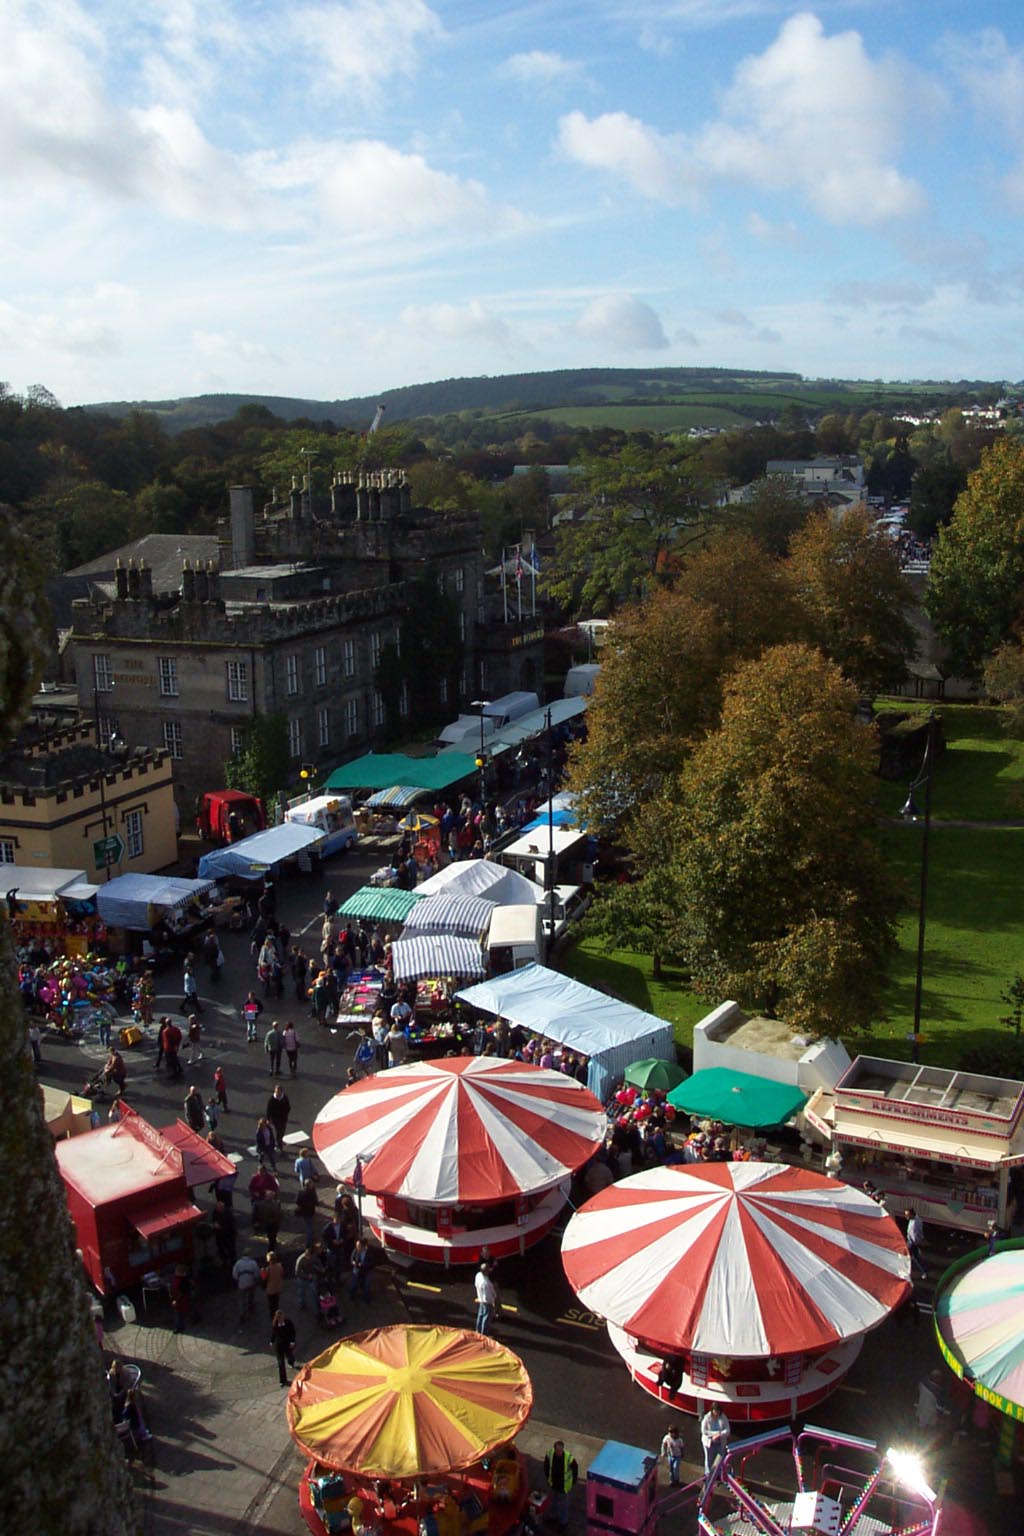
(0, 720), (177, 877)
(66, 475), (510, 806)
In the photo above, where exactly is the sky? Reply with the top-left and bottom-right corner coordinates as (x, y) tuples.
(3, 0), (1024, 407)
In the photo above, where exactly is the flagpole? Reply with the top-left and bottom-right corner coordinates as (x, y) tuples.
(501, 546), (508, 624)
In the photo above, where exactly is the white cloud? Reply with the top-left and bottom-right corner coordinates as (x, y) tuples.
(939, 27), (1024, 134)
(313, 140), (492, 237)
(576, 293), (669, 350)
(193, 330), (283, 366)
(0, 282), (141, 359)
(399, 300), (511, 347)
(501, 50), (584, 89)
(747, 211), (800, 246)
(713, 308), (781, 345)
(557, 110), (700, 205)
(138, 0), (249, 109)
(559, 13), (925, 227)
(291, 0), (441, 105)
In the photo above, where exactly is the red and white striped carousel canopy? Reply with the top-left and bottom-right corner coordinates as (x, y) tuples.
(561, 1163), (910, 1359)
(313, 1057), (606, 1206)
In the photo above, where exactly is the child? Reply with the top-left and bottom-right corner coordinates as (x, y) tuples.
(204, 1097), (220, 1132)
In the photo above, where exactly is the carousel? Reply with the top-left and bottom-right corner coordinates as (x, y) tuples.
(313, 1057), (605, 1265)
(561, 1162), (910, 1421)
(935, 1237), (1024, 1467)
(288, 1324), (532, 1536)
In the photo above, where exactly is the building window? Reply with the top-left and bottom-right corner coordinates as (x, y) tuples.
(226, 660), (249, 702)
(162, 720), (183, 759)
(285, 654), (299, 696)
(0, 838), (16, 864)
(157, 656), (178, 697)
(124, 810), (144, 860)
(97, 715), (116, 749)
(454, 566), (465, 594)
(458, 610), (466, 642)
(372, 689), (385, 727)
(399, 681), (409, 717)
(287, 716), (302, 758)
(230, 726), (246, 757)
(459, 667), (467, 699)
(479, 659), (489, 691)
(314, 646), (327, 688)
(93, 654), (114, 693)
(393, 630), (401, 658)
(439, 676), (449, 705)
(343, 638), (356, 678)
(344, 697), (358, 737)
(317, 707), (330, 749)
(370, 632), (383, 669)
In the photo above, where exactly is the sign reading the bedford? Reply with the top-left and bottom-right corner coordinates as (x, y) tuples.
(94, 833), (125, 870)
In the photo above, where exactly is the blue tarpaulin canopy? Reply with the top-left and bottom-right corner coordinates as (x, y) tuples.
(456, 963), (676, 1100)
(197, 822), (323, 881)
(96, 874), (215, 931)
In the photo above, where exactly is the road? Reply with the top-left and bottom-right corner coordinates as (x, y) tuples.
(41, 838), (1005, 1529)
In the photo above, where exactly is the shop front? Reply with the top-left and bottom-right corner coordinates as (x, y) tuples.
(805, 1057), (1024, 1235)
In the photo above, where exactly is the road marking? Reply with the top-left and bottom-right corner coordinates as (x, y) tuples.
(407, 1281), (442, 1293)
(557, 1313), (600, 1331)
(502, 1304), (518, 1315)
(837, 1384), (867, 1395)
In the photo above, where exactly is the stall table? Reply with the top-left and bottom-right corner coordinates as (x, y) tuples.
(335, 969), (384, 1029)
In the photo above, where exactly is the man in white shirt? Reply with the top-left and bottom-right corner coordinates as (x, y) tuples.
(233, 1254), (261, 1328)
(905, 1209), (927, 1278)
(660, 1425), (686, 1486)
(474, 1260), (498, 1335)
(700, 1408), (730, 1476)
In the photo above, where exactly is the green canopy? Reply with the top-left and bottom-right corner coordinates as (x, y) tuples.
(337, 886), (424, 924)
(326, 753), (477, 793)
(624, 1057), (687, 1093)
(666, 1067), (807, 1129)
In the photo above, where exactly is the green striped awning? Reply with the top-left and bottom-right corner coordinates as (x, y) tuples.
(337, 886), (424, 924)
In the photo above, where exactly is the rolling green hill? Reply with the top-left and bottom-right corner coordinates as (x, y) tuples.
(86, 367), (1001, 436)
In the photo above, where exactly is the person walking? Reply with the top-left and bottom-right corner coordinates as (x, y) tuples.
(282, 1020), (300, 1076)
(170, 1264), (193, 1335)
(543, 1441), (578, 1533)
(294, 1148), (317, 1186)
(163, 1017), (184, 1081)
(660, 1425), (686, 1487)
(254, 1187), (283, 1252)
(296, 1178), (319, 1251)
(267, 1083), (291, 1148)
(242, 990), (263, 1043)
(153, 1013), (170, 1072)
(186, 1012), (203, 1066)
(255, 1117), (278, 1169)
(213, 1064), (228, 1111)
(265, 1022), (283, 1076)
(233, 1253), (261, 1328)
(211, 1199), (237, 1270)
(905, 1209), (928, 1278)
(263, 1249), (285, 1317)
(184, 1083), (205, 1133)
(321, 1215), (347, 1285)
(474, 1260), (498, 1336)
(249, 1160), (280, 1220)
(349, 1238), (373, 1304)
(700, 1407), (730, 1476)
(181, 959), (203, 1015)
(270, 1309), (296, 1386)
(295, 1244), (324, 1313)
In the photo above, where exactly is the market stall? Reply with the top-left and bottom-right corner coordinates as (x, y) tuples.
(288, 1325), (532, 1536)
(7, 866), (102, 954)
(336, 886), (423, 925)
(402, 895), (493, 940)
(335, 968), (385, 1030)
(391, 934), (486, 983)
(95, 873), (217, 942)
(197, 822), (324, 882)
(935, 1239), (1024, 1465)
(55, 1104), (203, 1294)
(158, 1119), (237, 1192)
(313, 1057), (605, 1264)
(457, 963), (676, 1100)
(804, 1056), (1024, 1235)
(667, 1067), (807, 1128)
(42, 1084), (94, 1139)
(561, 1162), (910, 1421)
(416, 861), (544, 907)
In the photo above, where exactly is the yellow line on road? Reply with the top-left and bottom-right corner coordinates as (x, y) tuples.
(407, 1282), (442, 1293)
(502, 1304), (518, 1314)
(558, 1315), (600, 1330)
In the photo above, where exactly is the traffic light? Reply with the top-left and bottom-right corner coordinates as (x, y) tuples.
(475, 753), (487, 771)
(299, 762), (316, 782)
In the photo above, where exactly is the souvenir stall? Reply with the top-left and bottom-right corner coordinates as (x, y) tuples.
(561, 1162), (910, 1422)
(935, 1238), (1024, 1467)
(289, 1324), (532, 1536)
(55, 1103), (203, 1294)
(7, 867), (102, 956)
(313, 1057), (605, 1265)
(697, 1424), (941, 1536)
(95, 873), (218, 958)
(804, 1056), (1024, 1236)
(336, 969), (386, 1031)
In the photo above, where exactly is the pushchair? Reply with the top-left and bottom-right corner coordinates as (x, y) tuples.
(317, 1284), (345, 1329)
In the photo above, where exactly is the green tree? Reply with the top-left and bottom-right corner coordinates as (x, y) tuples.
(909, 449), (966, 539)
(726, 476), (811, 557)
(788, 506), (917, 694)
(983, 640), (1024, 735)
(50, 481), (139, 569)
(225, 712), (290, 805)
(1000, 973), (1024, 1038)
(663, 644), (899, 1034)
(927, 438), (1024, 678)
(0, 505), (135, 1531)
(545, 440), (711, 615)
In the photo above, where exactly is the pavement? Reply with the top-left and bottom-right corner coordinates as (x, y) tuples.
(38, 836), (1020, 1533)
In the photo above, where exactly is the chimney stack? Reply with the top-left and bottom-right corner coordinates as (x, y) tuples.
(194, 561), (209, 603)
(182, 560), (196, 602)
(289, 476), (302, 521)
(139, 561), (153, 599)
(127, 559), (141, 599)
(206, 561), (220, 603)
(115, 558), (128, 600)
(229, 485), (256, 568)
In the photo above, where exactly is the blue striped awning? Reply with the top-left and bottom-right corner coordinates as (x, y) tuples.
(402, 894), (494, 939)
(364, 786), (424, 810)
(391, 934), (486, 981)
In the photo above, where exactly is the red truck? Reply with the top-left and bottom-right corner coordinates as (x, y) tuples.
(195, 789), (265, 844)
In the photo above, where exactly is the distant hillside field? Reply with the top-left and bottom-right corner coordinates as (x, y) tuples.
(500, 403), (755, 430)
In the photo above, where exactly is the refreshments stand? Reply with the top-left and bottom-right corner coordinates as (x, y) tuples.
(804, 1056), (1024, 1235)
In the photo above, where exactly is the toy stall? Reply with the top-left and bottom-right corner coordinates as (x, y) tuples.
(313, 1057), (604, 1265)
(804, 1056), (1024, 1236)
(561, 1162), (911, 1423)
(288, 1325), (531, 1536)
(7, 866), (102, 955)
(55, 1103), (202, 1294)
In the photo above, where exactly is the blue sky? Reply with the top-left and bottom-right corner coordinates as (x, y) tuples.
(2, 0), (1024, 405)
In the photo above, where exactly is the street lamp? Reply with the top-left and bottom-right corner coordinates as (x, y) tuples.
(470, 699), (490, 808)
(900, 712), (937, 1066)
(545, 707), (556, 958)
(93, 680), (126, 882)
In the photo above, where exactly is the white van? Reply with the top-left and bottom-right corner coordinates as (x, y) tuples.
(486, 904), (543, 974)
(564, 663), (601, 698)
(482, 691), (540, 729)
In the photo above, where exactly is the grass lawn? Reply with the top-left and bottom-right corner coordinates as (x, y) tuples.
(873, 700), (1024, 822)
(561, 935), (710, 1053)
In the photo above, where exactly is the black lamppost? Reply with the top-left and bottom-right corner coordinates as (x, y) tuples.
(92, 682), (126, 882)
(470, 698), (490, 808)
(900, 712), (937, 1066)
(545, 707), (556, 959)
